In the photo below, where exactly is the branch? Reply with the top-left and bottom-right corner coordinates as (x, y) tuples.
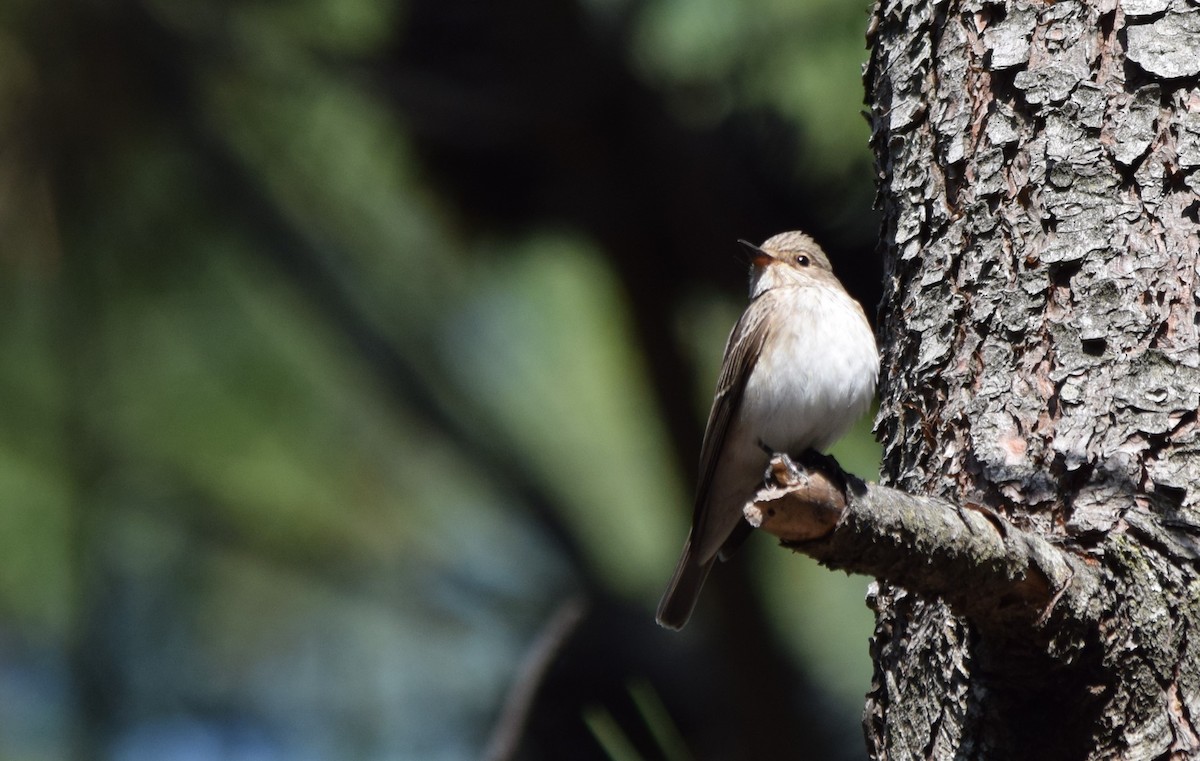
(746, 455), (1099, 650)
(483, 596), (588, 761)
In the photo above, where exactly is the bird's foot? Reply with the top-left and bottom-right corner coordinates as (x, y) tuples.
(794, 449), (848, 491)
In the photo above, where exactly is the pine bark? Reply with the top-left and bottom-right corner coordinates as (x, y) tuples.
(862, 0), (1200, 757)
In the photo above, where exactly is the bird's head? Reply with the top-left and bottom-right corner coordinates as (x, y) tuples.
(739, 231), (835, 297)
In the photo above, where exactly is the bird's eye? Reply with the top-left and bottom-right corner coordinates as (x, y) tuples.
(794, 255), (810, 266)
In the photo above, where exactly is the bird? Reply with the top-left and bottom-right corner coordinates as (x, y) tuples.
(656, 231), (879, 629)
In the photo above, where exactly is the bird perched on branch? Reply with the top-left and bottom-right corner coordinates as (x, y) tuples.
(657, 231), (879, 629)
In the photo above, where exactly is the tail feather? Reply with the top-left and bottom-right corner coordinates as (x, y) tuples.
(655, 540), (713, 630)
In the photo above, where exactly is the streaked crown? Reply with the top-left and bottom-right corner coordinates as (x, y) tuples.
(760, 231), (833, 272)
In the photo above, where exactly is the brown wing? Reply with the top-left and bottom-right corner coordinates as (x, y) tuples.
(656, 294), (776, 628)
(690, 294), (773, 544)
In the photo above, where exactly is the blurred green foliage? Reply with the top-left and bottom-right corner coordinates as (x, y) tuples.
(634, 0), (874, 175)
(0, 0), (880, 758)
(442, 236), (686, 595)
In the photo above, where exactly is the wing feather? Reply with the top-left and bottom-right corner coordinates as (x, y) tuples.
(690, 293), (774, 546)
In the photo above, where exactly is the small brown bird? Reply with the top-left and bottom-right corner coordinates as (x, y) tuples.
(657, 231), (879, 629)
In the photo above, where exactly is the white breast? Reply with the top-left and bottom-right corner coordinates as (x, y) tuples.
(739, 285), (878, 453)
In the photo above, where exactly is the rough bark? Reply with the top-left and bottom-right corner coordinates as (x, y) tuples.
(746, 455), (1097, 644)
(774, 0), (1200, 757)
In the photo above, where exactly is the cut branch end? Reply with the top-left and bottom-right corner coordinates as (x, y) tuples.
(745, 454), (1098, 651)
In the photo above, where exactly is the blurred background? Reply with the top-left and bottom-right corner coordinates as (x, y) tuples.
(0, 0), (883, 759)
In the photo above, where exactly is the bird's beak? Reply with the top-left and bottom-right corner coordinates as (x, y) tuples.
(738, 239), (773, 268)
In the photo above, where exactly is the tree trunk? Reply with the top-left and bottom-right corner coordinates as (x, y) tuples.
(860, 0), (1200, 757)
